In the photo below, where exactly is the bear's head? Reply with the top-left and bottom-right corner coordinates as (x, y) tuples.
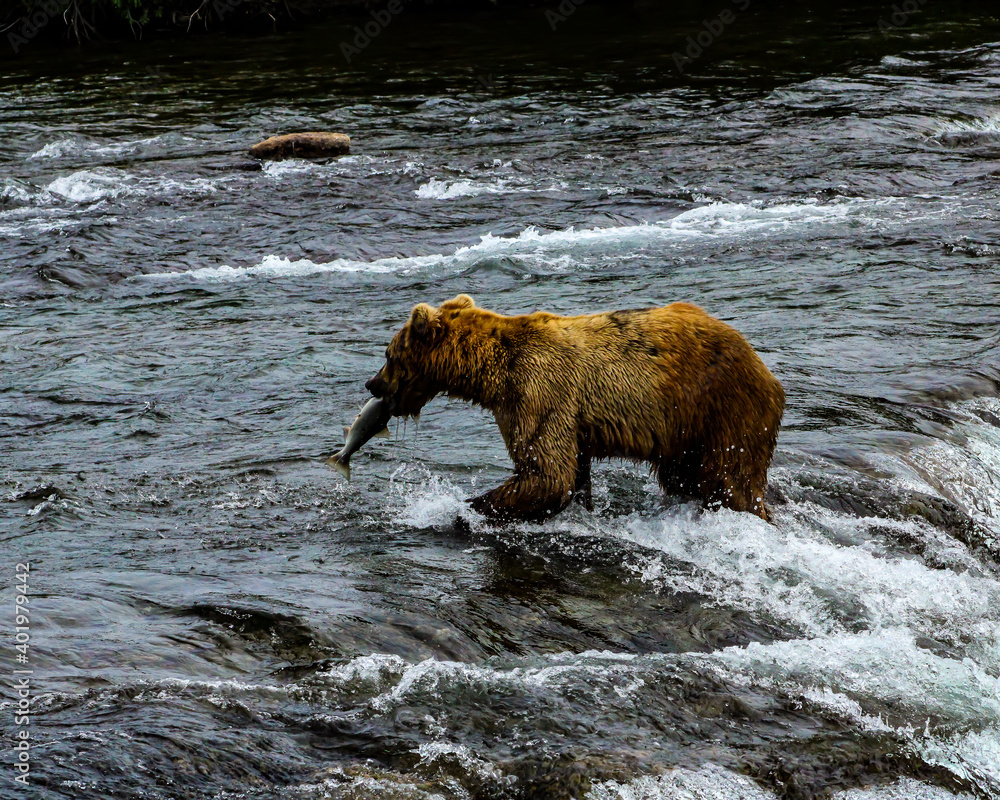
(365, 294), (476, 417)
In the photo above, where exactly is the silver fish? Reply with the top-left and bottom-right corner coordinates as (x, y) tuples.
(326, 397), (392, 479)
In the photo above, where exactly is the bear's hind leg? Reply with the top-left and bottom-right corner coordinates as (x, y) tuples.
(656, 449), (703, 503)
(697, 459), (769, 521)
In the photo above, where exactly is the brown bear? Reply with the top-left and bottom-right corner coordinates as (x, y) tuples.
(365, 295), (784, 522)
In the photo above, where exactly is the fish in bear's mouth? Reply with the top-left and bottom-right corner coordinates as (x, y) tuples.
(365, 374), (433, 419)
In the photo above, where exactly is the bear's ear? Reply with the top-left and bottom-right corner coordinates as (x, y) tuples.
(406, 303), (441, 345)
(440, 294), (475, 311)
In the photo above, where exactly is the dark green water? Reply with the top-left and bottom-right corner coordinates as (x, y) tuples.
(3, 3), (1000, 799)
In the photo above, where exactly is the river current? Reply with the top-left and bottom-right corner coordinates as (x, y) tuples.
(3, 4), (1000, 799)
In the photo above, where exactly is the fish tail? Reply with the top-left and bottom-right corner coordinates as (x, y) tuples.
(326, 451), (351, 480)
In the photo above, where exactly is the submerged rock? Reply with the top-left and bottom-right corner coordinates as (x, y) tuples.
(248, 132), (351, 160)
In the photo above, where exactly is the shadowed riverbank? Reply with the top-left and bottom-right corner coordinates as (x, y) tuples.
(4, 0), (1000, 64)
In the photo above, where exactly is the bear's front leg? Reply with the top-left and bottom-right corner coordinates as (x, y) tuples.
(469, 409), (579, 523)
(469, 474), (574, 523)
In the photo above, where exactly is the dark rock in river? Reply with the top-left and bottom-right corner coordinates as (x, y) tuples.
(248, 132), (351, 160)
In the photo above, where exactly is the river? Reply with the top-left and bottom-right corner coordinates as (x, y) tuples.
(3, 3), (1000, 798)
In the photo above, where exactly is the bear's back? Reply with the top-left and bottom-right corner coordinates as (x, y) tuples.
(518, 302), (781, 441)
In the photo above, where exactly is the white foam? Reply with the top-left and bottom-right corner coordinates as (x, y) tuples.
(880, 55), (933, 68)
(934, 112), (1000, 139)
(45, 168), (222, 205)
(416, 177), (507, 199)
(695, 630), (1000, 789)
(390, 470), (473, 528)
(260, 159), (323, 178)
(363, 649), (650, 714)
(277, 771), (449, 800)
(588, 765), (776, 800)
(592, 773), (974, 800)
(617, 503), (1000, 653)
(0, 212), (114, 238)
(29, 140), (79, 159)
(414, 177), (550, 199)
(1, 178), (40, 206)
(268, 764), (970, 800)
(28, 134), (184, 161)
(835, 778), (971, 799)
(14, 653), (412, 714)
(148, 253), (428, 282)
(705, 630), (1000, 727)
(799, 684), (895, 734)
(37, 650), (634, 720)
(413, 741), (510, 785)
(922, 726), (1000, 793)
(899, 398), (1000, 532)
(308, 652), (409, 692)
(259, 154), (425, 181)
(46, 169), (128, 203)
(141, 197), (895, 282)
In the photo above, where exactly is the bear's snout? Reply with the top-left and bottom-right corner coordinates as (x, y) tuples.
(366, 373), (387, 398)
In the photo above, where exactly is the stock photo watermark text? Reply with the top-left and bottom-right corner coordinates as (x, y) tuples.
(339, 0), (405, 63)
(877, 0), (928, 37)
(12, 562), (32, 786)
(7, 0), (63, 54)
(672, 0), (751, 74)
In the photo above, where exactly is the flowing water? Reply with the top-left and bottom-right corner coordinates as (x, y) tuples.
(3, 3), (1000, 798)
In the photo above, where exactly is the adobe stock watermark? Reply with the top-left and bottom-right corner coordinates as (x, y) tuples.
(6, 0), (64, 55)
(546, 0), (585, 32)
(877, 0), (927, 38)
(339, 0), (405, 63)
(212, 0), (243, 22)
(12, 562), (32, 786)
(474, 73), (498, 92)
(672, 0), (751, 74)
(185, 0), (245, 30)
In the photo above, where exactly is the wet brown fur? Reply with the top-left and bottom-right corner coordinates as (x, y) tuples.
(365, 295), (785, 523)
